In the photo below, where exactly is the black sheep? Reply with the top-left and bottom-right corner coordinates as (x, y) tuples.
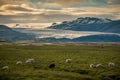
(49, 63), (55, 68)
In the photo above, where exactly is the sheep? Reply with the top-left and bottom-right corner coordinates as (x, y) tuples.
(96, 64), (104, 68)
(90, 64), (96, 69)
(16, 61), (22, 65)
(25, 58), (35, 64)
(49, 63), (55, 69)
(65, 58), (72, 64)
(108, 62), (115, 68)
(2, 66), (9, 71)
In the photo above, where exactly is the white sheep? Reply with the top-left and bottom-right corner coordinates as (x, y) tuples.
(2, 66), (9, 71)
(65, 58), (72, 64)
(90, 64), (96, 69)
(16, 61), (22, 65)
(108, 62), (115, 68)
(96, 64), (103, 68)
(25, 58), (35, 64)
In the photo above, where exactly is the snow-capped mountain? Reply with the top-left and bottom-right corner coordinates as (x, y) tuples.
(49, 17), (120, 33)
(73, 17), (112, 24)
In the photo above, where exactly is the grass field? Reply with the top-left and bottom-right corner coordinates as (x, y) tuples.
(0, 44), (120, 80)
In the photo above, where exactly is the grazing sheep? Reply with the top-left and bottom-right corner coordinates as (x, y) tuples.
(2, 66), (9, 71)
(96, 64), (103, 68)
(25, 58), (35, 64)
(49, 64), (55, 68)
(90, 64), (96, 69)
(16, 61), (22, 65)
(108, 62), (115, 68)
(66, 58), (72, 64)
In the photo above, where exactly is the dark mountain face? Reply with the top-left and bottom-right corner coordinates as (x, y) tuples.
(0, 25), (35, 41)
(49, 17), (120, 33)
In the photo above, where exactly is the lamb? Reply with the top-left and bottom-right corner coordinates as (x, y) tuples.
(108, 62), (115, 68)
(96, 64), (104, 68)
(2, 66), (9, 71)
(16, 61), (22, 65)
(66, 58), (72, 64)
(90, 64), (96, 69)
(25, 58), (35, 64)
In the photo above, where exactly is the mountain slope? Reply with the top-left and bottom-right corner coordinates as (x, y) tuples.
(49, 17), (120, 33)
(0, 25), (35, 41)
(72, 34), (120, 42)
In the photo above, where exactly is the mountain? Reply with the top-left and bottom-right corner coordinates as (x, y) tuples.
(0, 25), (35, 41)
(36, 34), (120, 42)
(48, 17), (120, 33)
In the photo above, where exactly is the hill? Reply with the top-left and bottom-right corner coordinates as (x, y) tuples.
(0, 25), (35, 41)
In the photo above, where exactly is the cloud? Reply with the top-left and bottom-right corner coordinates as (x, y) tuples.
(0, 0), (28, 6)
(63, 6), (120, 15)
(1, 4), (36, 12)
(0, 0), (120, 23)
(114, 15), (120, 20)
(36, 2), (61, 9)
(0, 9), (78, 23)
(0, 5), (120, 24)
(0, 0), (17, 6)
(107, 0), (120, 4)
(47, 0), (119, 7)
(48, 0), (82, 7)
(0, 10), (4, 12)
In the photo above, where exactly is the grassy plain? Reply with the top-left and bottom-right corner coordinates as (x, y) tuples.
(0, 44), (120, 80)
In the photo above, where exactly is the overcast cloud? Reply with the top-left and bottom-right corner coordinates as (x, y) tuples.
(0, 0), (120, 24)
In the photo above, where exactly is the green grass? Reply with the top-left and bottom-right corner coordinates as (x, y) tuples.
(0, 44), (120, 80)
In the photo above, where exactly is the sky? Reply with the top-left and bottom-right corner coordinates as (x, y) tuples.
(0, 0), (120, 24)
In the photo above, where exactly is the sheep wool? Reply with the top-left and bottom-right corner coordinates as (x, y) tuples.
(96, 64), (103, 68)
(16, 61), (22, 65)
(2, 66), (9, 71)
(66, 59), (72, 64)
(90, 64), (96, 69)
(25, 58), (35, 64)
(108, 62), (115, 68)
